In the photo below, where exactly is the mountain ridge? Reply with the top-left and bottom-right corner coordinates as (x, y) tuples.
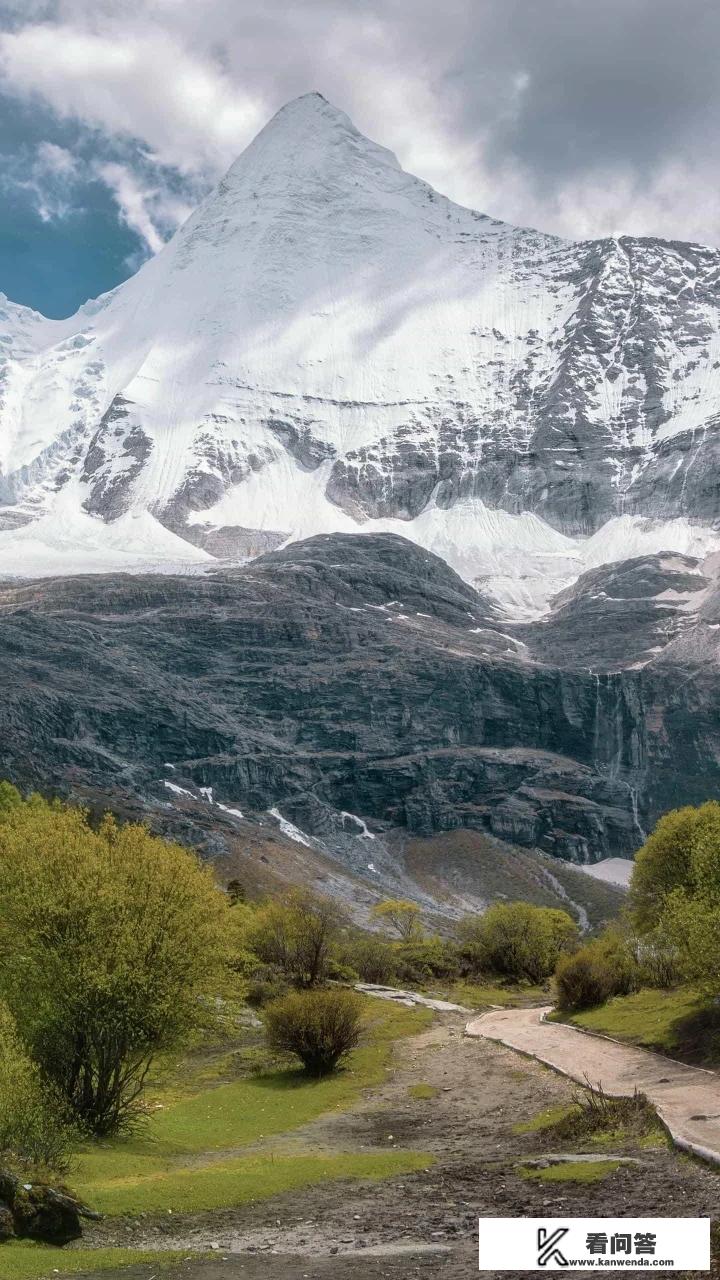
(1, 95), (720, 619)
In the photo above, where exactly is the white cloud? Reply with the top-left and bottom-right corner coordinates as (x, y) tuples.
(94, 162), (164, 253)
(0, 0), (718, 251)
(93, 162), (194, 255)
(35, 140), (78, 178)
(2, 140), (81, 222)
(0, 21), (266, 177)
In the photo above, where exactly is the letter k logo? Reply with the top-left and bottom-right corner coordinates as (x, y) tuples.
(537, 1226), (569, 1267)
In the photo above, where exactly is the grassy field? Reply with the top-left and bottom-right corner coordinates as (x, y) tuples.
(81, 1149), (431, 1217)
(0, 1246), (179, 1280)
(552, 987), (720, 1063)
(6, 997), (434, 1278)
(447, 980), (548, 1009)
(70, 998), (432, 1210)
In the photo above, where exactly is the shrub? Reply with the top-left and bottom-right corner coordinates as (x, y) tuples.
(547, 1082), (657, 1144)
(0, 1002), (73, 1175)
(630, 802), (720, 932)
(555, 947), (616, 1012)
(343, 936), (398, 985)
(636, 928), (682, 990)
(245, 975), (290, 1008)
(370, 899), (422, 940)
(555, 929), (640, 1012)
(250, 890), (343, 988)
(651, 807), (720, 997)
(0, 781), (22, 819)
(263, 989), (363, 1076)
(393, 937), (460, 984)
(458, 902), (579, 984)
(0, 798), (229, 1136)
(326, 959), (360, 983)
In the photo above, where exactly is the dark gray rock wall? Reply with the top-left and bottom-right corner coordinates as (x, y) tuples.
(1, 534), (718, 865)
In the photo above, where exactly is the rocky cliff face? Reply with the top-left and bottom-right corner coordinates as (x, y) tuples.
(1, 533), (718, 871)
(1, 95), (720, 619)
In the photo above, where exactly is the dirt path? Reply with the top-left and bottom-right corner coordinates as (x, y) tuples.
(466, 1005), (720, 1164)
(78, 1009), (720, 1280)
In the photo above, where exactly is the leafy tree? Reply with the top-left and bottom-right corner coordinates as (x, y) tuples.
(250, 890), (342, 988)
(0, 781), (22, 819)
(264, 989), (363, 1075)
(341, 935), (397, 985)
(458, 901), (579, 983)
(0, 1001), (73, 1174)
(370, 899), (422, 941)
(661, 810), (720, 996)
(393, 937), (460, 983)
(0, 799), (229, 1135)
(629, 802), (720, 931)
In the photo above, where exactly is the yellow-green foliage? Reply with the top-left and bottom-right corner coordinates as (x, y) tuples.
(371, 899), (422, 940)
(630, 802), (720, 931)
(449, 981), (547, 1008)
(555, 927), (640, 1012)
(0, 1001), (72, 1173)
(249, 889), (342, 987)
(0, 796), (230, 1135)
(458, 902), (578, 983)
(0, 781), (22, 818)
(627, 800), (720, 999)
(662, 817), (720, 996)
(263, 988), (363, 1075)
(513, 1105), (573, 1135)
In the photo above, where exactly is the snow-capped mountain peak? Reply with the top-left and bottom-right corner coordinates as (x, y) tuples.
(1, 95), (720, 616)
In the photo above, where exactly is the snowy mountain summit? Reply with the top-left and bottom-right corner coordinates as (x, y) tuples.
(2, 92), (720, 615)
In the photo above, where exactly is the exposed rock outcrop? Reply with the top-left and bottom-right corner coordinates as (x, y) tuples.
(0, 532), (718, 871)
(0, 1170), (100, 1245)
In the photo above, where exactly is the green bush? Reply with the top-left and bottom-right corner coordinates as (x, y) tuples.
(263, 989), (364, 1076)
(341, 936), (398, 985)
(636, 928), (682, 990)
(326, 959), (360, 983)
(0, 1002), (73, 1175)
(458, 902), (579, 984)
(630, 801), (720, 931)
(245, 973), (290, 1008)
(393, 937), (460, 984)
(0, 797), (230, 1136)
(0, 781), (22, 819)
(250, 890), (343, 988)
(555, 929), (640, 1012)
(555, 947), (617, 1012)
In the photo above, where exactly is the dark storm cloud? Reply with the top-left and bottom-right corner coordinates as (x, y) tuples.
(446, 0), (720, 183)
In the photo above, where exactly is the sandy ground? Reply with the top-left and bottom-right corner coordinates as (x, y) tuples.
(77, 1013), (720, 1280)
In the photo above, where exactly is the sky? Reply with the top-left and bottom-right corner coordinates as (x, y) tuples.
(0, 0), (718, 318)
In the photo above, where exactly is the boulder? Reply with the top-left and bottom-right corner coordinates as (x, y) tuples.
(0, 1169), (101, 1245)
